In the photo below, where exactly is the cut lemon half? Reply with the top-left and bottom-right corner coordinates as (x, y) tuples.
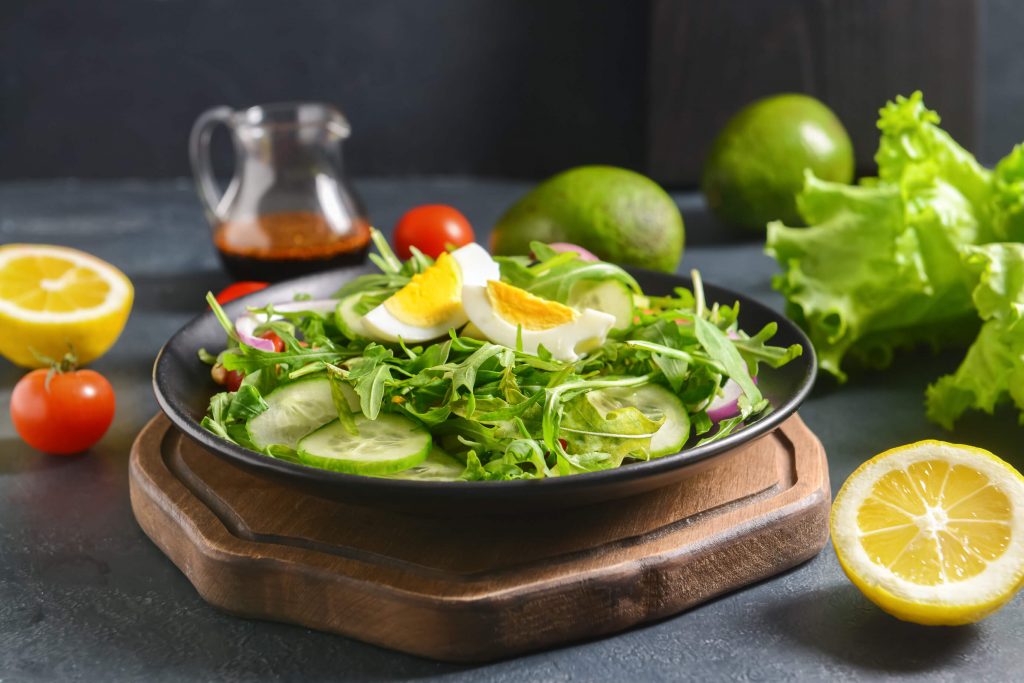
(831, 440), (1024, 625)
(0, 244), (133, 367)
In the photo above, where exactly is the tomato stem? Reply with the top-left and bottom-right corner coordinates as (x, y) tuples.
(28, 345), (79, 391)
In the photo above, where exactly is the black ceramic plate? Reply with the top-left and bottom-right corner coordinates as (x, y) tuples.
(153, 266), (816, 513)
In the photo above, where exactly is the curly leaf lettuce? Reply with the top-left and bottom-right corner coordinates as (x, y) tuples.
(991, 143), (1024, 242)
(875, 91), (993, 223)
(766, 172), (978, 379)
(926, 244), (1024, 428)
(766, 92), (988, 380)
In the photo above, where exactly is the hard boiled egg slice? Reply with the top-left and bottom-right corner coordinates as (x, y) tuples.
(362, 243), (499, 343)
(462, 280), (616, 361)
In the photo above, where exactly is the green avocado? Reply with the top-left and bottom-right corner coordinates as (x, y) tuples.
(490, 166), (685, 273)
(702, 93), (854, 231)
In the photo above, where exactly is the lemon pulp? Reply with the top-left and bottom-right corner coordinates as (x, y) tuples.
(0, 244), (133, 367)
(0, 255), (112, 312)
(857, 460), (1011, 584)
(831, 440), (1024, 625)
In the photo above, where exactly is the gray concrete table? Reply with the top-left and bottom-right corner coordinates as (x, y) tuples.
(1, 179), (1021, 682)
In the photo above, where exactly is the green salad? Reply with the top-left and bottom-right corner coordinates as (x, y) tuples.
(200, 233), (801, 481)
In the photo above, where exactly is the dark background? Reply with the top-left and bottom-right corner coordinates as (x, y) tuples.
(0, 0), (1020, 185)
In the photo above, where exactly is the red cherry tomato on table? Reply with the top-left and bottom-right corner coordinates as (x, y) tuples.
(215, 281), (268, 305)
(393, 205), (475, 259)
(10, 369), (116, 455)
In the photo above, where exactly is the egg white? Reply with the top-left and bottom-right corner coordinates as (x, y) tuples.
(362, 243), (500, 343)
(461, 285), (616, 361)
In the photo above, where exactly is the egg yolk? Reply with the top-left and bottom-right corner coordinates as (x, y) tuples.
(384, 251), (463, 326)
(486, 280), (577, 330)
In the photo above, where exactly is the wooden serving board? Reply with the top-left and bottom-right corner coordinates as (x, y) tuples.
(130, 413), (830, 662)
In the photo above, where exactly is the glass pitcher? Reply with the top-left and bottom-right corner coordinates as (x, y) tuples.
(189, 102), (370, 281)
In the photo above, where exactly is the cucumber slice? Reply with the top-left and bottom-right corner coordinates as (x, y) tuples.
(384, 447), (466, 481)
(586, 384), (690, 457)
(336, 292), (377, 340)
(246, 378), (342, 450)
(297, 414), (431, 474)
(568, 279), (634, 331)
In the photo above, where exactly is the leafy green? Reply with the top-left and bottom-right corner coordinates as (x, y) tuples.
(765, 90), (1024, 429)
(991, 144), (1024, 242)
(559, 393), (662, 471)
(926, 244), (1024, 428)
(766, 92), (991, 380)
(498, 241), (640, 303)
(200, 384), (268, 443)
(875, 91), (993, 223)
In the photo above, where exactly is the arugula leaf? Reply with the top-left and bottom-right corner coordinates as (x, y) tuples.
(448, 344), (509, 405)
(369, 227), (403, 274)
(497, 240), (640, 303)
(327, 368), (359, 436)
(693, 316), (765, 416)
(695, 414), (749, 446)
(731, 323), (803, 372)
(227, 384), (269, 420)
(345, 344), (394, 419)
(631, 319), (694, 391)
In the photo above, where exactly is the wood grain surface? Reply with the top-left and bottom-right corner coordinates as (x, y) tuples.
(129, 414), (830, 662)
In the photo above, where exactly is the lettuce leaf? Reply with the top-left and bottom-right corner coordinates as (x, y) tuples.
(926, 244), (1024, 428)
(558, 394), (662, 473)
(991, 143), (1024, 242)
(875, 91), (993, 222)
(766, 92), (988, 380)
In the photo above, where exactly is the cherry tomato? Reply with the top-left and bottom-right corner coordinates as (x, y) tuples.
(215, 281), (268, 304)
(259, 330), (285, 352)
(224, 369), (245, 392)
(393, 205), (474, 260)
(10, 369), (116, 455)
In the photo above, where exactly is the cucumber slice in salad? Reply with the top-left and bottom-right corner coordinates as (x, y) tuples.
(336, 292), (377, 340)
(246, 377), (355, 450)
(586, 384), (690, 457)
(297, 414), (431, 474)
(568, 279), (635, 331)
(384, 447), (466, 481)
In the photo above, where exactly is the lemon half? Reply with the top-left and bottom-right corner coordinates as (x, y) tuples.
(831, 440), (1024, 625)
(0, 244), (133, 367)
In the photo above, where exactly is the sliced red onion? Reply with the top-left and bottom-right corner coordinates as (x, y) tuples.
(548, 242), (599, 262)
(234, 299), (339, 351)
(700, 332), (755, 421)
(706, 378), (748, 422)
(235, 317), (276, 351)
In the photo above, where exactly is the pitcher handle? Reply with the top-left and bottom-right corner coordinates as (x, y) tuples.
(189, 106), (234, 223)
